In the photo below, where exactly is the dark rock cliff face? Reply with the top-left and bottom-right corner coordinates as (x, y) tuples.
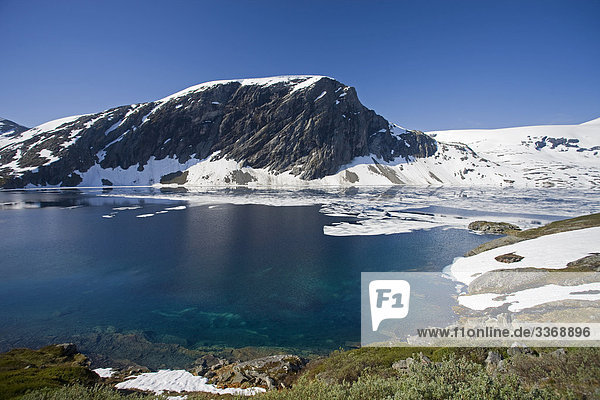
(0, 77), (437, 187)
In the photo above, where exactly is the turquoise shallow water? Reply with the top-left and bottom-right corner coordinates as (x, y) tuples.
(0, 188), (571, 359)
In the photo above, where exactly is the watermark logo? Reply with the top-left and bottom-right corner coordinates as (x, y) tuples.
(369, 280), (410, 331)
(362, 272), (600, 347)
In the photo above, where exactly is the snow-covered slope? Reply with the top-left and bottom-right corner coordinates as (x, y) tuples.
(430, 120), (600, 188)
(115, 119), (599, 188)
(142, 135), (515, 187)
(445, 226), (600, 314)
(581, 116), (600, 125)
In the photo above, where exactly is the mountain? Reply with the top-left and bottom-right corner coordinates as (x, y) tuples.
(0, 76), (438, 188)
(0, 76), (598, 188)
(430, 118), (600, 188)
(0, 118), (28, 136)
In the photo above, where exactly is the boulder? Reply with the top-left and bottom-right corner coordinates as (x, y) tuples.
(468, 221), (521, 235)
(507, 343), (533, 356)
(485, 351), (503, 373)
(209, 354), (306, 389)
(551, 348), (566, 357)
(191, 354), (230, 376)
(566, 253), (600, 271)
(55, 343), (79, 357)
(392, 357), (414, 372)
(485, 351), (502, 365)
(494, 252), (525, 263)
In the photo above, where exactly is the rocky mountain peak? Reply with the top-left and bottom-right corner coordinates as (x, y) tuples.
(0, 76), (437, 188)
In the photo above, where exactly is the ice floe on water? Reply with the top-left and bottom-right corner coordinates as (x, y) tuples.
(114, 369), (265, 396)
(165, 205), (186, 211)
(323, 211), (464, 236)
(99, 187), (600, 237)
(136, 213), (155, 218)
(100, 203), (186, 220)
(113, 206), (141, 211)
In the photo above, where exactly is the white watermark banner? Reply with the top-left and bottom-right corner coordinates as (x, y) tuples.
(361, 272), (600, 347)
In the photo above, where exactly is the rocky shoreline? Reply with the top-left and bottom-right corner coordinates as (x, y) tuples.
(3, 341), (599, 399)
(0, 343), (306, 397)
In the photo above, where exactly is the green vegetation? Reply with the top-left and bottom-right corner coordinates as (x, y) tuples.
(240, 355), (557, 400)
(512, 213), (600, 240)
(9, 347), (600, 399)
(509, 347), (600, 398)
(19, 384), (159, 400)
(300, 346), (495, 383)
(0, 345), (98, 400)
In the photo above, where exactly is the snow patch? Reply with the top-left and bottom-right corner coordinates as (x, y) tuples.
(314, 91), (327, 102)
(458, 282), (600, 312)
(105, 120), (122, 135)
(77, 155), (201, 187)
(39, 149), (59, 165)
(114, 369), (265, 396)
(93, 368), (115, 378)
(432, 120), (600, 188)
(445, 227), (600, 286)
(156, 76), (328, 107)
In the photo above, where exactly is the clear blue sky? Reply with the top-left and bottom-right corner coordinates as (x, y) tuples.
(1, 0), (599, 131)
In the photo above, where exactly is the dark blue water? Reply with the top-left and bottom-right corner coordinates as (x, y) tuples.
(0, 190), (496, 358)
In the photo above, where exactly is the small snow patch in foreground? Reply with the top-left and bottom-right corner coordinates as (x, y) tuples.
(136, 213), (155, 218)
(115, 369), (265, 396)
(93, 368), (115, 378)
(458, 282), (600, 312)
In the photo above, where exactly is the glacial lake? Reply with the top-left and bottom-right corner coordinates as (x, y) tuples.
(1, 187), (598, 366)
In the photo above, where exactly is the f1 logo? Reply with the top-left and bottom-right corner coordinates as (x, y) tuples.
(369, 280), (410, 331)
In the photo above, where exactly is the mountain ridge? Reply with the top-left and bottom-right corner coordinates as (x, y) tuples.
(0, 76), (598, 188)
(0, 76), (438, 188)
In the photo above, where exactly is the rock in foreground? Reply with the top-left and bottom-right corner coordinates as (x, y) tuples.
(208, 354), (307, 389)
